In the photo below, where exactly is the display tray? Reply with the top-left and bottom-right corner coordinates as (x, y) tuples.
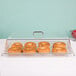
(1, 38), (75, 56)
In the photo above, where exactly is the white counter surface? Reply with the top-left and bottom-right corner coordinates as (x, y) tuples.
(0, 39), (76, 76)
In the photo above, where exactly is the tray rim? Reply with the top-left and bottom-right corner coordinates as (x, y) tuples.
(1, 38), (75, 56)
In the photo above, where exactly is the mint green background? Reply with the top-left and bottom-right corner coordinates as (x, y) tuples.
(0, 0), (76, 38)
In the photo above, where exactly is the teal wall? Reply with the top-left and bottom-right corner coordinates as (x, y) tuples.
(0, 0), (76, 38)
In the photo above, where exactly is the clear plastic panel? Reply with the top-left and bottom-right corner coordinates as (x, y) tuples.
(7, 31), (69, 39)
(8, 31), (44, 39)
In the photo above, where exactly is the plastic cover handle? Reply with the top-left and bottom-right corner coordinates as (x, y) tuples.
(33, 31), (44, 38)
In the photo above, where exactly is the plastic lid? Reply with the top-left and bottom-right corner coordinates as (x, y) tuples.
(7, 31), (70, 39)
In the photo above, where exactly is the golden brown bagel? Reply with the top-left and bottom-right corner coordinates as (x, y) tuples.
(37, 47), (50, 53)
(8, 47), (22, 53)
(53, 42), (66, 48)
(24, 42), (36, 48)
(38, 41), (50, 47)
(52, 47), (67, 53)
(11, 42), (23, 48)
(23, 47), (36, 53)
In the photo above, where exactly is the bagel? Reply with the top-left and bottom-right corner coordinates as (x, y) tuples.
(38, 41), (50, 47)
(37, 47), (50, 53)
(52, 47), (67, 53)
(23, 47), (36, 53)
(11, 42), (23, 48)
(53, 42), (66, 48)
(24, 42), (36, 48)
(8, 47), (22, 53)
